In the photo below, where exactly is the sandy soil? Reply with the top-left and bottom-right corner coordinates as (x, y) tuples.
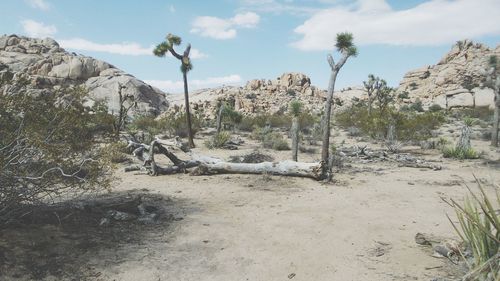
(1, 126), (499, 281)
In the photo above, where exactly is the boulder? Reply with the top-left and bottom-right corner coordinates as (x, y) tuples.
(397, 39), (499, 108)
(0, 34), (168, 116)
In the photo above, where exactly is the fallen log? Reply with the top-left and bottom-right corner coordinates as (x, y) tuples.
(125, 138), (325, 179)
(193, 160), (325, 180)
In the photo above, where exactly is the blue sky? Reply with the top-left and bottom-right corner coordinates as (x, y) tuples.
(1, 0), (499, 93)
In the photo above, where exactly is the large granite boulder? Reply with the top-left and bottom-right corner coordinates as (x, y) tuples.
(397, 39), (499, 109)
(0, 34), (168, 116)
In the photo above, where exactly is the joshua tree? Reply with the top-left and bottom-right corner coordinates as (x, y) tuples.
(112, 83), (136, 137)
(216, 102), (225, 134)
(484, 55), (500, 147)
(363, 74), (386, 116)
(154, 33), (195, 148)
(289, 100), (302, 161)
(321, 32), (357, 179)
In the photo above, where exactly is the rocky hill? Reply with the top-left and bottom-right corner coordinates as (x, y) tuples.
(166, 72), (365, 119)
(0, 35), (168, 115)
(397, 40), (499, 109)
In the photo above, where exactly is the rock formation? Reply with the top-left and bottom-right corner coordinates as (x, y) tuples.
(164, 72), (366, 119)
(397, 40), (500, 109)
(0, 35), (168, 115)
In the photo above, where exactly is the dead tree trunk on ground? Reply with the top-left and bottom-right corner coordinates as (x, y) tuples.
(126, 139), (324, 180)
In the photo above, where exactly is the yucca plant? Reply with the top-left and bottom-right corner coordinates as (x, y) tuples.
(446, 178), (499, 280)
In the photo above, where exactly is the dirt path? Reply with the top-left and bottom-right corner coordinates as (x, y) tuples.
(93, 150), (498, 281)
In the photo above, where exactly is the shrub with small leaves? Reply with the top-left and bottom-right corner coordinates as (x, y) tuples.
(204, 131), (231, 149)
(442, 146), (479, 159)
(428, 104), (443, 112)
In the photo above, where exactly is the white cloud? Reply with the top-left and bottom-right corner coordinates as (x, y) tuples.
(169, 5), (176, 13)
(190, 12), (260, 39)
(26, 0), (50, 11)
(240, 0), (319, 15)
(292, 0), (500, 50)
(59, 38), (153, 55)
(145, 74), (242, 92)
(21, 19), (57, 38)
(189, 49), (208, 59)
(58, 38), (208, 58)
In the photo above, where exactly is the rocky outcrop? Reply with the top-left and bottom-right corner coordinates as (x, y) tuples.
(164, 72), (365, 119)
(0, 35), (168, 115)
(397, 40), (500, 109)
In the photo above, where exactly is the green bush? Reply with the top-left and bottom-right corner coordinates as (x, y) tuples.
(397, 91), (410, 100)
(451, 106), (493, 122)
(159, 112), (202, 138)
(335, 105), (445, 141)
(238, 112), (319, 132)
(0, 82), (112, 222)
(409, 99), (424, 112)
(103, 142), (130, 163)
(251, 126), (290, 150)
(204, 131), (231, 149)
(428, 104), (443, 112)
(442, 146), (479, 159)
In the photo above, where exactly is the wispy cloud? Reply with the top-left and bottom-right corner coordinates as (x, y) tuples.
(57, 38), (208, 58)
(145, 74), (242, 93)
(169, 5), (176, 13)
(21, 19), (57, 38)
(190, 12), (260, 40)
(292, 0), (500, 50)
(26, 0), (50, 11)
(239, 0), (318, 15)
(59, 38), (153, 56)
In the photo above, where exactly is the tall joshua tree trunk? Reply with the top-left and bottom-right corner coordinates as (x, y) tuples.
(321, 33), (357, 179)
(216, 103), (224, 134)
(291, 116), (299, 161)
(289, 100), (302, 162)
(183, 71), (195, 147)
(492, 93), (500, 147)
(321, 70), (339, 167)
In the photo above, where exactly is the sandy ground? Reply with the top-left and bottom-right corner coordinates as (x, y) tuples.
(95, 131), (499, 281)
(1, 126), (499, 281)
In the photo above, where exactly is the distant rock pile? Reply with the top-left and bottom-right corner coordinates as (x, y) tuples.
(165, 72), (366, 119)
(397, 40), (500, 109)
(0, 35), (168, 115)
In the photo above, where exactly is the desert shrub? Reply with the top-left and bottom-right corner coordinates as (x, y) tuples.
(238, 112), (319, 132)
(397, 91), (410, 100)
(409, 98), (424, 112)
(128, 115), (164, 138)
(0, 82), (112, 223)
(251, 126), (290, 150)
(442, 146), (479, 159)
(103, 142), (130, 163)
(446, 180), (499, 279)
(451, 106), (494, 122)
(335, 105), (445, 141)
(216, 103), (243, 130)
(204, 131), (231, 149)
(420, 137), (449, 150)
(428, 104), (443, 112)
(159, 112), (202, 138)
